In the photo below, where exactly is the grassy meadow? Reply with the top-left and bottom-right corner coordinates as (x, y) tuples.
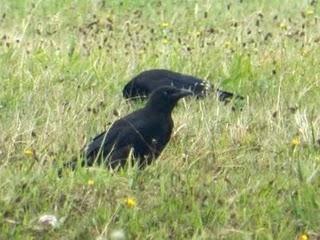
(1, 0), (320, 239)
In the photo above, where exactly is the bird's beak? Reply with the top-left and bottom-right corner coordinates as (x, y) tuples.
(172, 89), (193, 99)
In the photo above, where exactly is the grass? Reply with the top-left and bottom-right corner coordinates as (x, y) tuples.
(1, 0), (320, 239)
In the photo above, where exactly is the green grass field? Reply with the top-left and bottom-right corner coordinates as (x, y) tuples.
(1, 0), (320, 239)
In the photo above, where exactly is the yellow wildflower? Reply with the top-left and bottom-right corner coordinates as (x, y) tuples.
(306, 10), (314, 16)
(291, 136), (301, 146)
(280, 22), (287, 30)
(301, 47), (309, 56)
(88, 179), (94, 186)
(124, 197), (136, 208)
(224, 41), (231, 49)
(298, 233), (309, 240)
(161, 22), (169, 28)
(24, 148), (35, 157)
(162, 38), (168, 44)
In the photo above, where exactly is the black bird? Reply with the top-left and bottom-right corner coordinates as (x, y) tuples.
(123, 69), (211, 100)
(123, 69), (244, 103)
(68, 86), (192, 171)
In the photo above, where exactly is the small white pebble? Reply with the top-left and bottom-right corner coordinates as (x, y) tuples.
(38, 214), (58, 228)
(110, 229), (126, 240)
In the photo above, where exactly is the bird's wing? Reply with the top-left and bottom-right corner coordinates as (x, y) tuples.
(107, 145), (133, 168)
(84, 120), (128, 166)
(84, 108), (170, 167)
(137, 70), (210, 96)
(84, 110), (148, 162)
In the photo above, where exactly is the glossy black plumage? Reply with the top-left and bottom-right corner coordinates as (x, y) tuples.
(83, 86), (192, 169)
(123, 69), (244, 103)
(123, 69), (211, 100)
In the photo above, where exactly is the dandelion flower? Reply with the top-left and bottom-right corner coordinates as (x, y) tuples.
(280, 22), (287, 30)
(88, 179), (94, 186)
(298, 233), (309, 240)
(124, 197), (136, 208)
(24, 148), (35, 157)
(161, 22), (169, 28)
(162, 38), (168, 44)
(306, 10), (314, 16)
(291, 136), (301, 146)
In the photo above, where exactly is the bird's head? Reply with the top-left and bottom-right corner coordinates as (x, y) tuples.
(146, 86), (193, 113)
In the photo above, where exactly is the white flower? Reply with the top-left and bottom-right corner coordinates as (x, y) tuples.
(38, 214), (59, 228)
(110, 229), (126, 240)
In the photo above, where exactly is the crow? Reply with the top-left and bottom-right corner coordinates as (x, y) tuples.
(123, 69), (244, 103)
(61, 86), (192, 173)
(123, 69), (211, 100)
